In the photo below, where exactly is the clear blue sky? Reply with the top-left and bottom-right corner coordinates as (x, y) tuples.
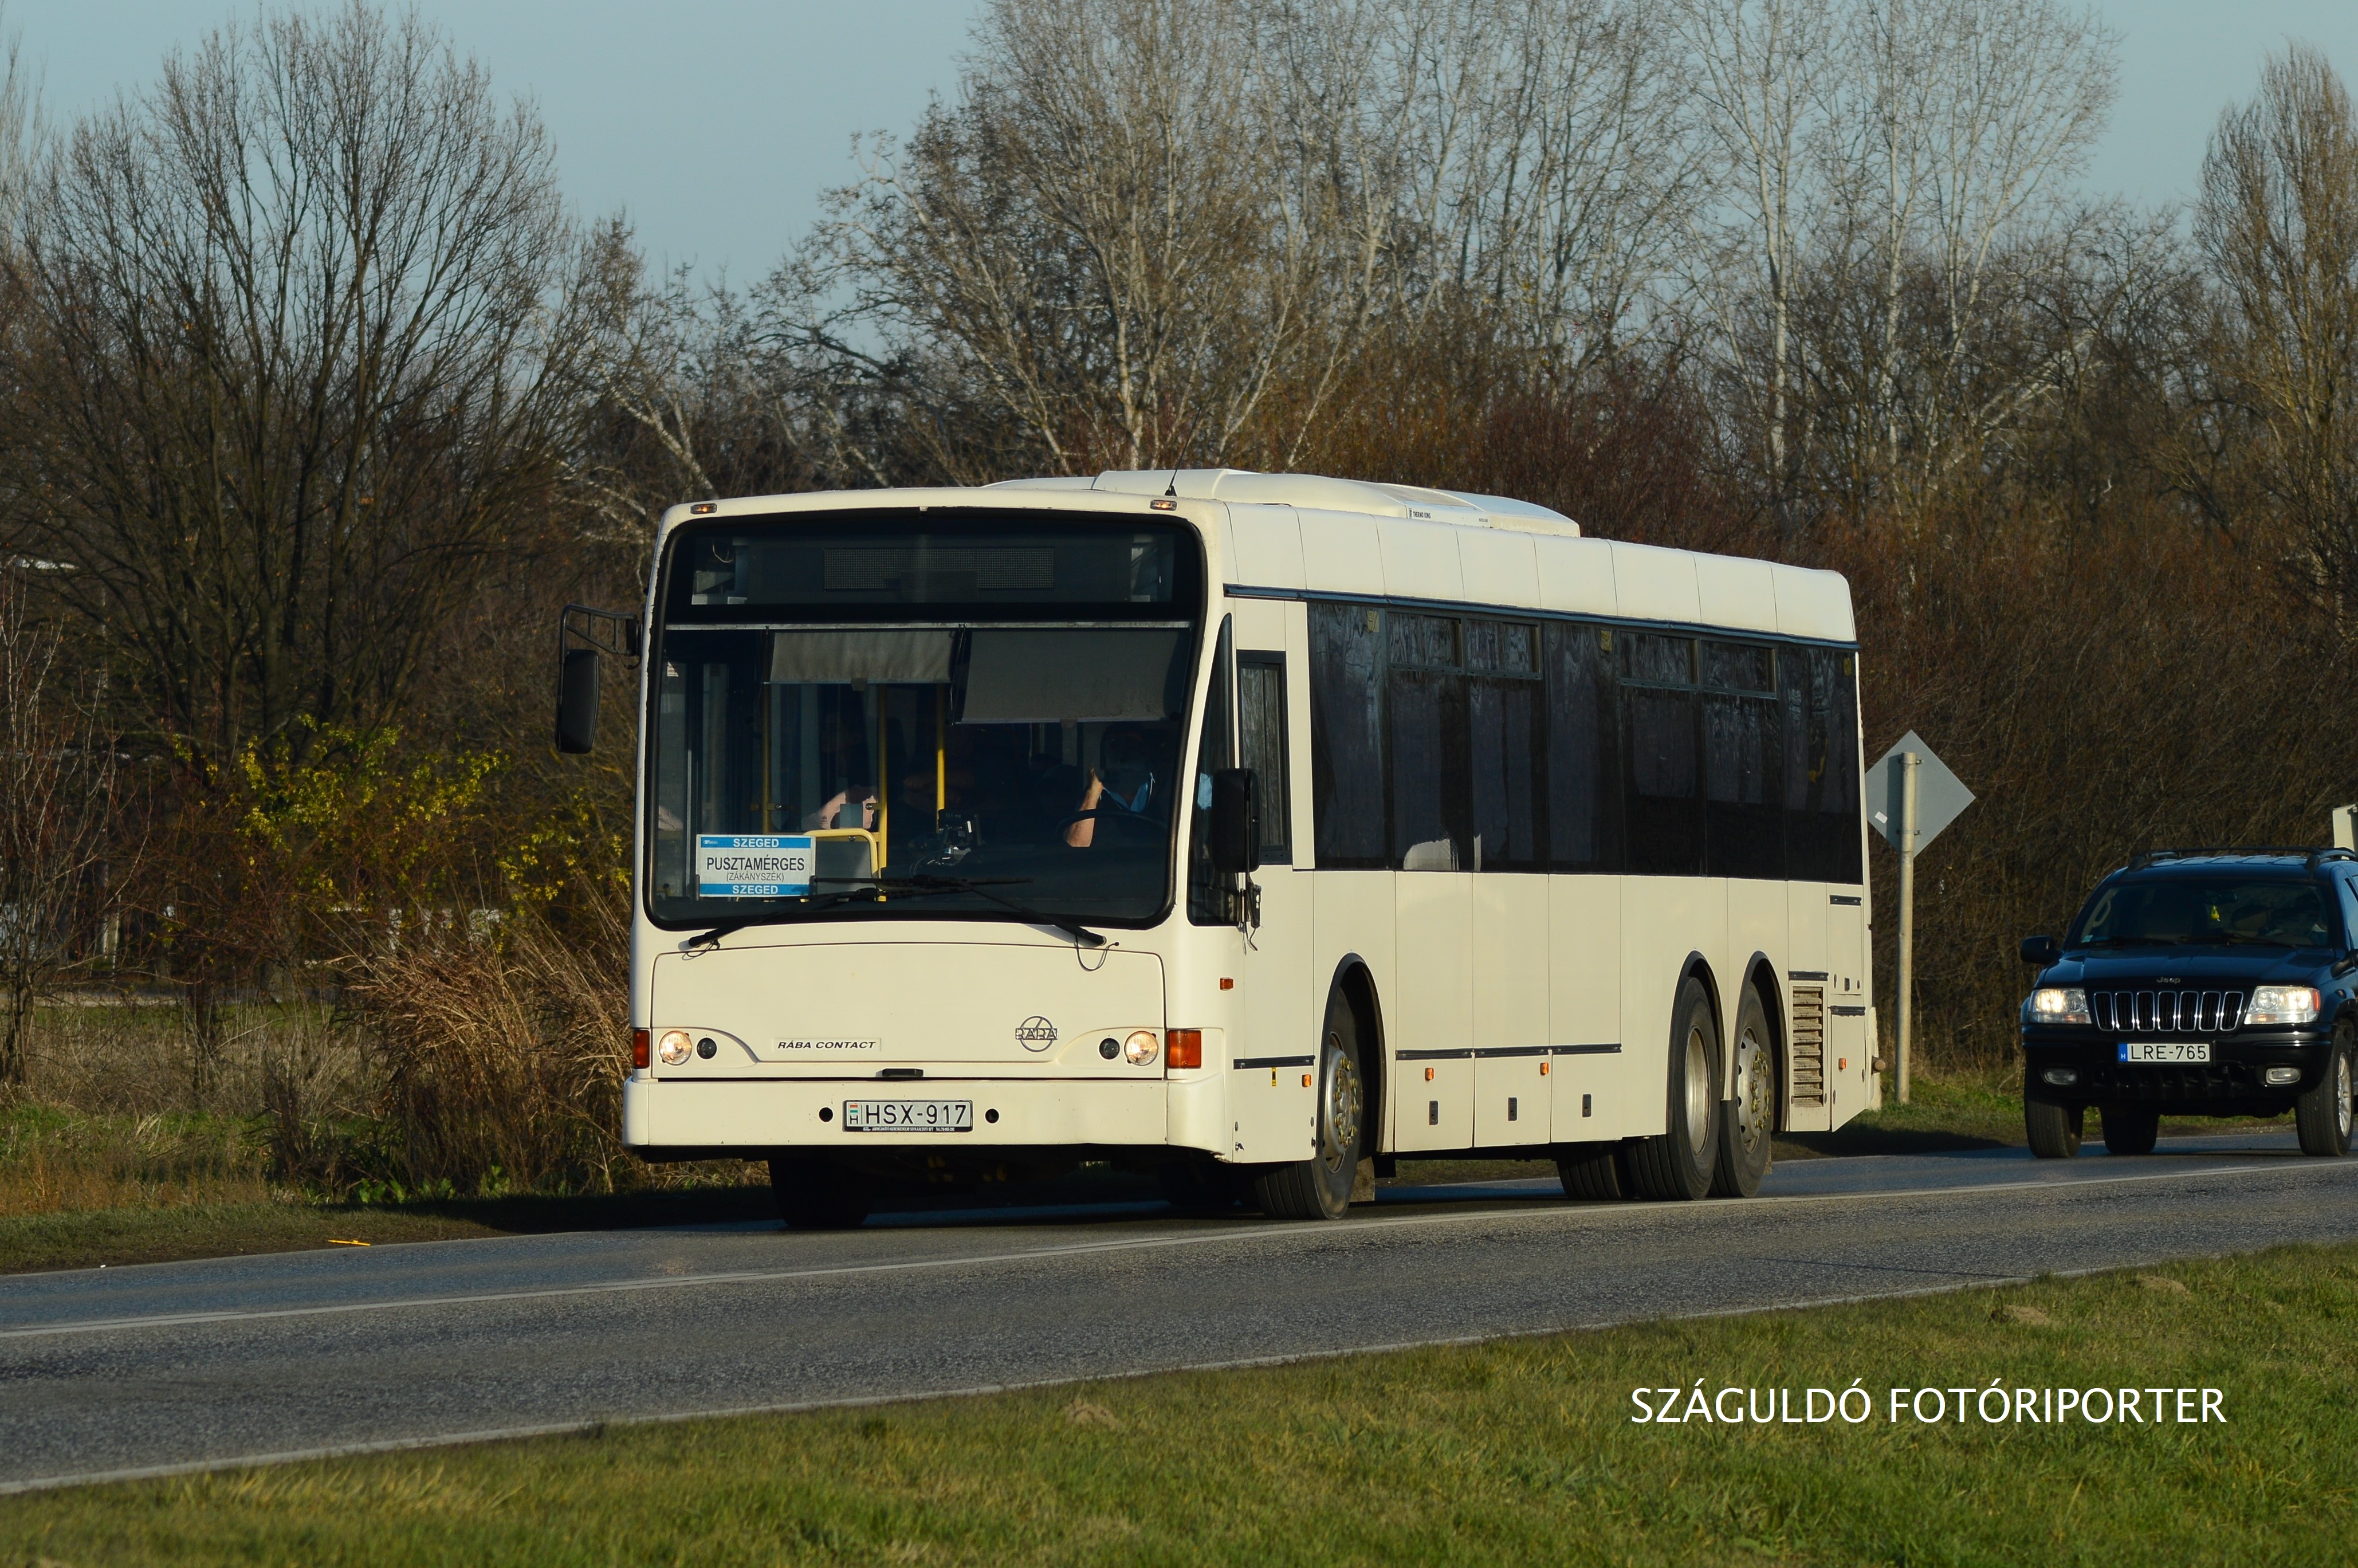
(10, 0), (2358, 277)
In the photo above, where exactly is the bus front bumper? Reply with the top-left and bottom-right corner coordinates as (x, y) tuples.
(623, 1074), (1204, 1156)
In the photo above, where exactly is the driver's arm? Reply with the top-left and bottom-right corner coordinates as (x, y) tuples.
(1065, 769), (1105, 848)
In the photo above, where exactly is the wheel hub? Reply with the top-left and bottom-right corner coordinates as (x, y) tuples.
(1319, 1036), (1363, 1172)
(1731, 1027), (1767, 1148)
(1683, 1025), (1711, 1156)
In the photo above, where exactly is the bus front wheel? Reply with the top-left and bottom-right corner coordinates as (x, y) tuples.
(769, 1156), (872, 1230)
(1627, 977), (1720, 1201)
(1256, 994), (1365, 1221)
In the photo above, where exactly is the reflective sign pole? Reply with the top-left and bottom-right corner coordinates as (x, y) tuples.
(1869, 732), (1972, 1111)
(1896, 752), (1919, 1105)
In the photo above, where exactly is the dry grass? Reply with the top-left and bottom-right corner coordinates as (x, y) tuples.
(343, 895), (635, 1194)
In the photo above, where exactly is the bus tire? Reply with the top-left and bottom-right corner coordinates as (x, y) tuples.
(769, 1157), (871, 1229)
(1709, 984), (1777, 1197)
(2295, 1025), (2355, 1157)
(1255, 992), (1365, 1221)
(1627, 976), (1720, 1201)
(2023, 1097), (2082, 1159)
(1555, 1142), (1624, 1201)
(2099, 1104), (2160, 1156)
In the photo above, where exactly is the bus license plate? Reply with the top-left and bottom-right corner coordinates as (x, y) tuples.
(842, 1099), (974, 1133)
(2119, 1042), (2210, 1064)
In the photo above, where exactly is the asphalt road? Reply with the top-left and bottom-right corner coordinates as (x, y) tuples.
(4, 1131), (2355, 1494)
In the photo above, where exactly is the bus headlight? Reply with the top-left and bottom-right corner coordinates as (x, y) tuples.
(2247, 987), (2321, 1025)
(658, 1029), (693, 1065)
(2027, 987), (2089, 1024)
(1123, 1029), (1160, 1066)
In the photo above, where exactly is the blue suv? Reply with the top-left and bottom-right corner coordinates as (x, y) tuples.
(2017, 848), (2358, 1158)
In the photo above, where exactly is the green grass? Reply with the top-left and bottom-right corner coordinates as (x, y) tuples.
(4, 1243), (2353, 1565)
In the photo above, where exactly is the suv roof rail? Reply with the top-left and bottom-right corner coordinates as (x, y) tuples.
(2127, 846), (2355, 872)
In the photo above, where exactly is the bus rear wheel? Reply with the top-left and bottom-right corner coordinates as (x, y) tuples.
(1627, 977), (1720, 1201)
(769, 1156), (872, 1230)
(1256, 994), (1365, 1221)
(1709, 985), (1777, 1197)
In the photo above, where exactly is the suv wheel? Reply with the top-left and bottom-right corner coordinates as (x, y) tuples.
(2100, 1104), (2160, 1156)
(2296, 1025), (2355, 1157)
(2025, 1096), (2083, 1159)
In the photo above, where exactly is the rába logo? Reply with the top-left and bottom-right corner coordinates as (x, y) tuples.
(1015, 1016), (1058, 1052)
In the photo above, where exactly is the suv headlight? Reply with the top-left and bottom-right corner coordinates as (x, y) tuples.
(2026, 987), (2090, 1024)
(2246, 986), (2321, 1026)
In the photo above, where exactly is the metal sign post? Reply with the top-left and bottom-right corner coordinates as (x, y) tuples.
(1868, 732), (1974, 1107)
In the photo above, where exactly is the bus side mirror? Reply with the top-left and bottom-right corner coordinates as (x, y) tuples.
(556, 648), (600, 754)
(2019, 934), (2060, 967)
(1211, 768), (1260, 875)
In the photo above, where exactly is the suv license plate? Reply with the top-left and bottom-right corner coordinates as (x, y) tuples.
(841, 1099), (973, 1133)
(2119, 1042), (2210, 1064)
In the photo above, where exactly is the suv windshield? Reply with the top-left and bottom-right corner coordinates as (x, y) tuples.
(2072, 877), (2336, 949)
(645, 512), (1204, 929)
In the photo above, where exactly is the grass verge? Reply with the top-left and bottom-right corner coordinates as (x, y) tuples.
(3, 1243), (2352, 1565)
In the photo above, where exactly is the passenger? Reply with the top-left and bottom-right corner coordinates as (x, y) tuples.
(1066, 726), (1160, 848)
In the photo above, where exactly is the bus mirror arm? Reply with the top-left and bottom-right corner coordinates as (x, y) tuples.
(1211, 768), (1261, 876)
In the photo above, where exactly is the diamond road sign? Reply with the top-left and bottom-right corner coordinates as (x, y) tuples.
(1868, 731), (1974, 852)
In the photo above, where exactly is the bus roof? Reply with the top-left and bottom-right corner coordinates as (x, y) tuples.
(657, 469), (1857, 646)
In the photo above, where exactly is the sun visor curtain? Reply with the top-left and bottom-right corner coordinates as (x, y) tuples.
(961, 628), (1185, 723)
(768, 630), (954, 684)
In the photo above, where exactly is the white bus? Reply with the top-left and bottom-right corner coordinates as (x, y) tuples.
(564, 469), (1876, 1227)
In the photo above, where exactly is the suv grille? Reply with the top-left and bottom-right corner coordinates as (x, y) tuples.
(2089, 990), (2243, 1035)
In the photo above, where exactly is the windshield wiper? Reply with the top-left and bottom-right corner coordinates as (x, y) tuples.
(682, 885), (894, 950)
(683, 875), (1106, 951)
(832, 874), (1108, 948)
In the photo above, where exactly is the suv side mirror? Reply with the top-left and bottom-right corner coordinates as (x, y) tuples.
(1211, 768), (1260, 875)
(2019, 934), (2060, 968)
(556, 648), (601, 754)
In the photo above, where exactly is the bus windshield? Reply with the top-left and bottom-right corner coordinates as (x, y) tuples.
(645, 514), (1203, 929)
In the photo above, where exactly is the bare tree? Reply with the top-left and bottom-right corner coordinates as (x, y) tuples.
(0, 569), (127, 1087)
(2196, 43), (2358, 620)
(1, 2), (584, 768)
(1675, 0), (1841, 527)
(815, 0), (1258, 474)
(1407, 0), (1696, 372)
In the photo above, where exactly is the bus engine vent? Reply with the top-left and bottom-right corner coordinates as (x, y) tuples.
(1789, 985), (1826, 1108)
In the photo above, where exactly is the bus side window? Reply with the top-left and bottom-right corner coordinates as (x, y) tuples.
(1621, 633), (1703, 877)
(1307, 603), (1386, 869)
(1785, 647), (1863, 883)
(1462, 620), (1536, 871)
(1543, 622), (1619, 873)
(1188, 616), (1237, 925)
(1388, 613), (1469, 871)
(1239, 653), (1291, 866)
(1701, 640), (1785, 881)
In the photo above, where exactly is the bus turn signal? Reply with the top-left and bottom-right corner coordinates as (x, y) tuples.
(632, 1028), (650, 1070)
(1167, 1029), (1202, 1069)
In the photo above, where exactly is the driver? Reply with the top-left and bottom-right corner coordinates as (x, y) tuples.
(1064, 726), (1158, 848)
